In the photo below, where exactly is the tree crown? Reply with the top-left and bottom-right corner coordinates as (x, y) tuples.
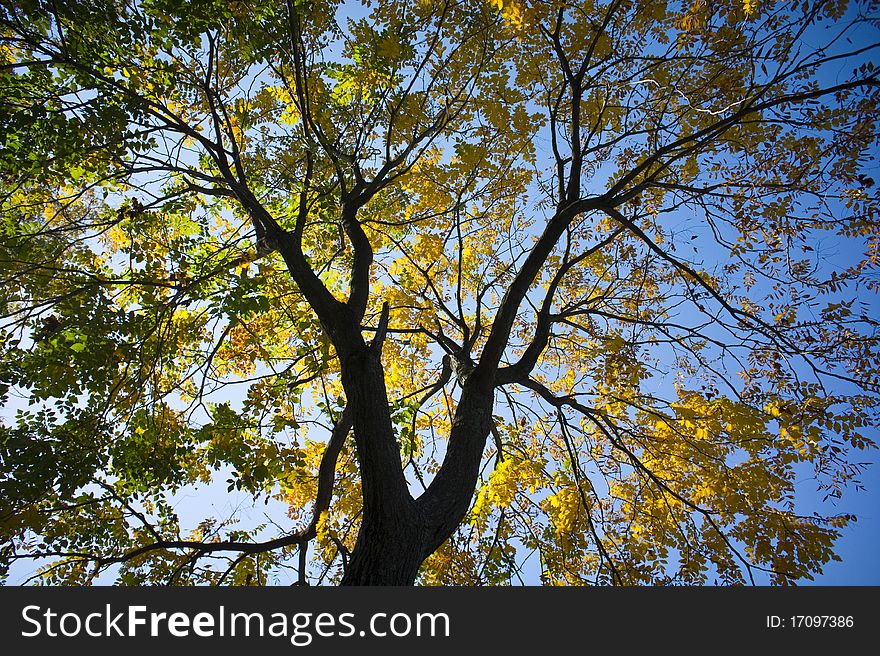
(1, 0), (878, 585)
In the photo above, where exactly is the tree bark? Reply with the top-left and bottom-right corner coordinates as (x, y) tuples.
(337, 343), (424, 585)
(338, 353), (495, 585)
(340, 504), (428, 585)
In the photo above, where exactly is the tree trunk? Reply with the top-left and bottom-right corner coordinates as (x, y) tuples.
(340, 505), (428, 585)
(338, 352), (495, 585)
(338, 343), (427, 585)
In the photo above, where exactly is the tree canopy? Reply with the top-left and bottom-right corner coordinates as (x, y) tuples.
(1, 0), (878, 585)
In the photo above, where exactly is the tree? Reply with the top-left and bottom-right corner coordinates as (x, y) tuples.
(1, 0), (878, 586)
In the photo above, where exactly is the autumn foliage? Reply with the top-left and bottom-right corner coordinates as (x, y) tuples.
(1, 0), (879, 585)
